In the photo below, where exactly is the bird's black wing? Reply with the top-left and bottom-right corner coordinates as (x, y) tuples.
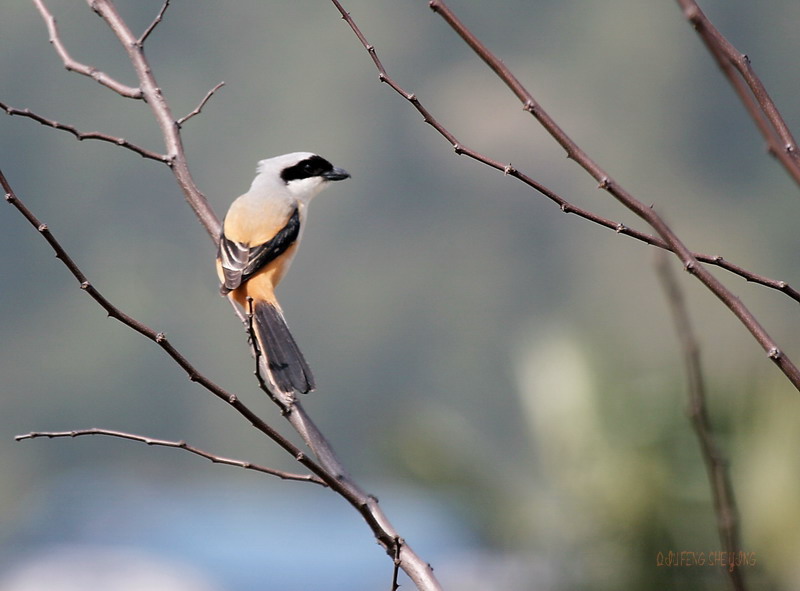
(218, 207), (301, 294)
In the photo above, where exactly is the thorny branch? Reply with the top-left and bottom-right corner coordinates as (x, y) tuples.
(332, 0), (800, 392)
(16, 428), (325, 486)
(655, 254), (746, 591)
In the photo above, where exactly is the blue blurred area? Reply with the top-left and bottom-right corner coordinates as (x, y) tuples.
(1, 468), (479, 591)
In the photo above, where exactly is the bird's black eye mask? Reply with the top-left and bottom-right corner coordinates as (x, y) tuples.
(280, 155), (333, 183)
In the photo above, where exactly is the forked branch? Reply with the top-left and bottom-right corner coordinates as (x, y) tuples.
(2, 168), (440, 591)
(674, 0), (800, 188)
(424, 0), (800, 390)
(333, 0), (800, 392)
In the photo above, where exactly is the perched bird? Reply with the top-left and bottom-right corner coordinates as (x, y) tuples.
(217, 152), (350, 396)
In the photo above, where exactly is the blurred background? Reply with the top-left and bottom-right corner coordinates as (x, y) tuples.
(2, 1), (800, 589)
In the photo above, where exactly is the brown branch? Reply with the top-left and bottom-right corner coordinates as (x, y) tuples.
(137, 0), (171, 47)
(654, 253), (746, 591)
(32, 0), (142, 99)
(84, 0), (221, 241)
(422, 0), (800, 391)
(675, 0), (800, 188)
(0, 100), (169, 162)
(177, 81), (225, 128)
(329, 1), (800, 307)
(16, 428), (325, 486)
(27, 2), (439, 586)
(2, 167), (439, 591)
(1, 169), (322, 479)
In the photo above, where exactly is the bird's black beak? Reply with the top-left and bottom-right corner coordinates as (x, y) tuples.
(322, 167), (350, 181)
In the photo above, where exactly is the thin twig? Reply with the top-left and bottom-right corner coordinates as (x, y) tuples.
(138, 0), (171, 47)
(177, 81), (225, 128)
(654, 253), (746, 591)
(422, 0), (800, 391)
(27, 3), (442, 587)
(328, 1), (800, 307)
(32, 0), (142, 99)
(2, 168), (442, 591)
(83, 0), (222, 240)
(0, 100), (168, 162)
(674, 0), (800, 188)
(0, 170), (317, 471)
(16, 428), (325, 486)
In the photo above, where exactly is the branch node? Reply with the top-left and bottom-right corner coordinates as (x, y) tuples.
(768, 347), (782, 360)
(684, 260), (696, 273)
(615, 223), (626, 233)
(80, 281), (90, 290)
(155, 331), (167, 343)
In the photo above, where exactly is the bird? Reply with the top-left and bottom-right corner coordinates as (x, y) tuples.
(216, 152), (350, 397)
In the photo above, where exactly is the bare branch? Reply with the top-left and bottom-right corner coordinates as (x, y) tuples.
(329, 1), (800, 307)
(675, 0), (800, 188)
(0, 100), (168, 162)
(138, 0), (171, 46)
(2, 168), (442, 591)
(16, 428), (325, 486)
(417, 0), (800, 391)
(32, 0), (143, 99)
(655, 253), (746, 591)
(1, 168), (323, 479)
(177, 81), (226, 128)
(83, 0), (221, 240)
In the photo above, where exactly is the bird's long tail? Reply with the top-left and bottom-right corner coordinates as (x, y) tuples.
(252, 300), (315, 396)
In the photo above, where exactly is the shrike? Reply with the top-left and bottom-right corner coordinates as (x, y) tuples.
(217, 152), (350, 397)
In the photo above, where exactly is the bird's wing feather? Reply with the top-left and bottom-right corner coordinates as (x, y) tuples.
(218, 207), (301, 294)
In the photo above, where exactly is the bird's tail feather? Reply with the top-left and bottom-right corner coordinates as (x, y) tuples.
(253, 301), (315, 395)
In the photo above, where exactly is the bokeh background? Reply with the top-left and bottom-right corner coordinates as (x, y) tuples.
(2, 1), (800, 589)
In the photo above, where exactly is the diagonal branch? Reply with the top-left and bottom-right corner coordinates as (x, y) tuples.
(427, 0), (800, 391)
(2, 167), (441, 591)
(16, 428), (325, 486)
(329, 1), (800, 306)
(674, 0), (800, 188)
(177, 81), (225, 128)
(85, 0), (221, 240)
(0, 100), (169, 162)
(1, 169), (325, 481)
(333, 0), (800, 392)
(655, 253), (746, 591)
(32, 0), (142, 99)
(138, 0), (171, 47)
